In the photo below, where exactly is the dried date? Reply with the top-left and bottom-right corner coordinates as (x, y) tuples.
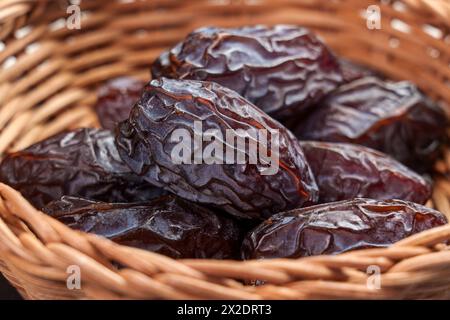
(116, 78), (319, 219)
(0, 128), (166, 209)
(295, 77), (447, 171)
(43, 195), (242, 259)
(242, 198), (447, 259)
(301, 141), (431, 204)
(94, 77), (145, 131)
(151, 25), (343, 120)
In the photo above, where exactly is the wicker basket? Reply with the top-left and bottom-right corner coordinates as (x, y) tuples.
(0, 0), (450, 300)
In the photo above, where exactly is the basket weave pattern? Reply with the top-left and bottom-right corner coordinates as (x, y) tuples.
(0, 0), (449, 299)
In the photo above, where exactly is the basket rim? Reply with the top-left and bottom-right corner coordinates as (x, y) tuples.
(0, 182), (450, 300)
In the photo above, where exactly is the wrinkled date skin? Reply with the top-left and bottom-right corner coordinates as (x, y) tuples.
(242, 198), (447, 259)
(296, 77), (448, 171)
(44, 195), (243, 259)
(94, 77), (145, 131)
(301, 141), (431, 204)
(116, 78), (319, 219)
(151, 25), (343, 120)
(0, 128), (166, 209)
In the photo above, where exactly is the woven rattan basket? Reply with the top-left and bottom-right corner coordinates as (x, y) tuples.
(0, 0), (450, 300)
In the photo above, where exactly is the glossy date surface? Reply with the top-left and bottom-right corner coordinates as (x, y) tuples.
(94, 77), (145, 131)
(0, 128), (166, 209)
(242, 198), (447, 259)
(44, 195), (242, 259)
(116, 78), (319, 219)
(301, 141), (431, 204)
(295, 77), (447, 171)
(151, 25), (343, 120)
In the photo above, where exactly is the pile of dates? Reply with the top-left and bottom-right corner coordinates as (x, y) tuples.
(1, 25), (448, 261)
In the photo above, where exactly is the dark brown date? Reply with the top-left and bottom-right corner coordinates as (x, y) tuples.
(0, 128), (166, 209)
(94, 77), (145, 131)
(151, 25), (343, 120)
(301, 141), (431, 204)
(242, 198), (447, 259)
(295, 77), (447, 171)
(43, 195), (242, 259)
(116, 78), (319, 220)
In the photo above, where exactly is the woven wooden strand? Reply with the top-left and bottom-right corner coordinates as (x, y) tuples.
(0, 0), (449, 299)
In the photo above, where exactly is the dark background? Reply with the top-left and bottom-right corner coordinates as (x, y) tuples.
(0, 274), (21, 300)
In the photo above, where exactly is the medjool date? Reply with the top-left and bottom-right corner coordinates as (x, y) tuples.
(301, 141), (431, 204)
(151, 25), (343, 120)
(43, 195), (242, 259)
(242, 198), (447, 259)
(94, 77), (145, 131)
(295, 77), (447, 171)
(0, 128), (166, 209)
(116, 78), (319, 220)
